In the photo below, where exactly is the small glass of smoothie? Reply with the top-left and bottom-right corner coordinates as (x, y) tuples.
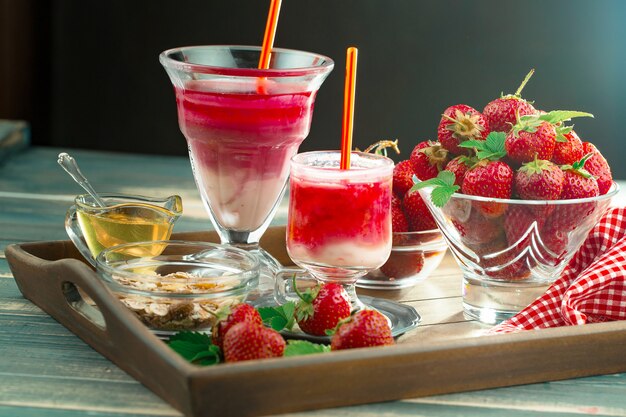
(287, 151), (394, 309)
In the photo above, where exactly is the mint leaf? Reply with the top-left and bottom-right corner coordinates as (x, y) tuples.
(458, 139), (487, 149)
(485, 132), (506, 153)
(284, 340), (330, 357)
(431, 186), (458, 207)
(169, 330), (212, 344)
(258, 302), (296, 331)
(539, 110), (594, 125)
(436, 170), (456, 186)
(411, 170), (459, 208)
(459, 132), (506, 160)
(168, 331), (221, 365)
(190, 345), (222, 365)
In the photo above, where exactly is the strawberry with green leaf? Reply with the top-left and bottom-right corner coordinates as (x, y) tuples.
(483, 69), (537, 133)
(505, 111), (593, 164)
(294, 280), (351, 336)
(582, 142), (613, 195)
(211, 303), (262, 351)
(514, 156), (564, 200)
(560, 154), (600, 199)
(463, 160), (514, 217)
(414, 132), (512, 214)
(409, 140), (450, 180)
(444, 155), (476, 187)
(460, 132), (513, 217)
(552, 128), (584, 166)
(437, 105), (490, 155)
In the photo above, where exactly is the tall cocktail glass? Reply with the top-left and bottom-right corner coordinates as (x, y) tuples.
(160, 46), (333, 276)
(287, 151), (394, 310)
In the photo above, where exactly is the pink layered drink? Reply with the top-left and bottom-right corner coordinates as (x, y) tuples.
(287, 152), (393, 281)
(176, 79), (316, 231)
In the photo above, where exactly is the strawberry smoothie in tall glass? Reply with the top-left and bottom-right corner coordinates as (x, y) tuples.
(160, 46), (333, 274)
(287, 151), (394, 284)
(177, 79), (314, 232)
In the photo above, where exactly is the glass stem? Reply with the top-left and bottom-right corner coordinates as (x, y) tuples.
(343, 283), (366, 312)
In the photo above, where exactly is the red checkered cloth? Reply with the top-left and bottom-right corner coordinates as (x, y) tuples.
(491, 207), (626, 333)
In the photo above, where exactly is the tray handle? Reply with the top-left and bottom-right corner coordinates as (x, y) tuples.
(6, 243), (194, 415)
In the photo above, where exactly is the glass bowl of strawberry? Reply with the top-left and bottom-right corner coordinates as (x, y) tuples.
(95, 241), (260, 337)
(414, 126), (620, 324)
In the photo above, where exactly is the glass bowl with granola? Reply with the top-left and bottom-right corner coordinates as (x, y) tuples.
(95, 240), (259, 336)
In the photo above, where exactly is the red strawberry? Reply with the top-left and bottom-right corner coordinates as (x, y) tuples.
(503, 205), (545, 248)
(330, 309), (394, 350)
(552, 129), (584, 165)
(295, 282), (351, 336)
(561, 170), (599, 199)
(582, 142), (613, 195)
(380, 250), (425, 279)
(409, 141), (450, 180)
(392, 159), (416, 197)
(454, 209), (505, 246)
(222, 321), (285, 362)
(514, 157), (564, 200)
(445, 155), (475, 187)
(402, 190), (437, 231)
(506, 111), (594, 165)
(505, 117), (557, 164)
(462, 160), (514, 217)
(560, 155), (599, 199)
(475, 237), (531, 281)
(391, 203), (409, 233)
(483, 69), (537, 133)
(212, 303), (262, 350)
(437, 105), (490, 155)
(539, 202), (597, 261)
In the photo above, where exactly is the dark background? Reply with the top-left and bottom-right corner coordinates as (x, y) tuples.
(2, 0), (625, 177)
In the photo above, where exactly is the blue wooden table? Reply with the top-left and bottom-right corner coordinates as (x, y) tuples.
(1, 146), (625, 417)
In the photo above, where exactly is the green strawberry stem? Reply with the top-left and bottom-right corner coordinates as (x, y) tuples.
(514, 68), (535, 97)
(561, 153), (595, 179)
(519, 154), (551, 175)
(293, 274), (317, 322)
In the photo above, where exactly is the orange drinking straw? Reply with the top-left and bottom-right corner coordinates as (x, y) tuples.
(340, 47), (358, 170)
(258, 0), (282, 69)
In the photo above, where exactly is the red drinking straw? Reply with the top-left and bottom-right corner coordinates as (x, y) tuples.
(340, 47), (358, 170)
(258, 0), (282, 69)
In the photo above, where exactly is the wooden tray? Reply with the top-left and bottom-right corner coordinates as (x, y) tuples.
(6, 227), (626, 417)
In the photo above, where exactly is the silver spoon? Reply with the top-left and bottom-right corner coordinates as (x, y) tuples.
(57, 152), (107, 207)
